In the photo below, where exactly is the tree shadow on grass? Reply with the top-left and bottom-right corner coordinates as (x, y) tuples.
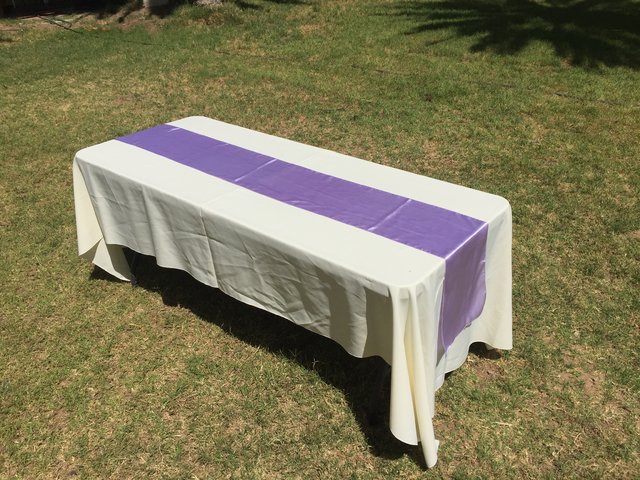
(394, 0), (640, 69)
(2, 0), (310, 17)
(2, 0), (132, 18)
(3, 0), (206, 19)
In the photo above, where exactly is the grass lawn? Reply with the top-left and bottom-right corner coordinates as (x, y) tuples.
(1, 0), (639, 478)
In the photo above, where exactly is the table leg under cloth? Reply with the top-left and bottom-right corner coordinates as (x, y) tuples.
(73, 116), (512, 467)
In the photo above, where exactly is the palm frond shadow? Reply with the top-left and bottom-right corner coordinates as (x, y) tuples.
(394, 0), (640, 69)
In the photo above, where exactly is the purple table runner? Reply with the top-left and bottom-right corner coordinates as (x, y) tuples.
(118, 124), (488, 351)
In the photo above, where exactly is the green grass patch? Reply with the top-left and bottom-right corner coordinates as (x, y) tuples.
(1, 0), (639, 478)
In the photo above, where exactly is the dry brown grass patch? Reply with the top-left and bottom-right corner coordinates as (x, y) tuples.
(298, 23), (324, 35)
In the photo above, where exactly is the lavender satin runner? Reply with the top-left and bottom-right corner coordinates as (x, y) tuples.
(118, 124), (488, 351)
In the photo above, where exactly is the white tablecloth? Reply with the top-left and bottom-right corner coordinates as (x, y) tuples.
(73, 116), (512, 467)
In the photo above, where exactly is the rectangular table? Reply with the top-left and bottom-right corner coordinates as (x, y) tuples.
(73, 116), (512, 467)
